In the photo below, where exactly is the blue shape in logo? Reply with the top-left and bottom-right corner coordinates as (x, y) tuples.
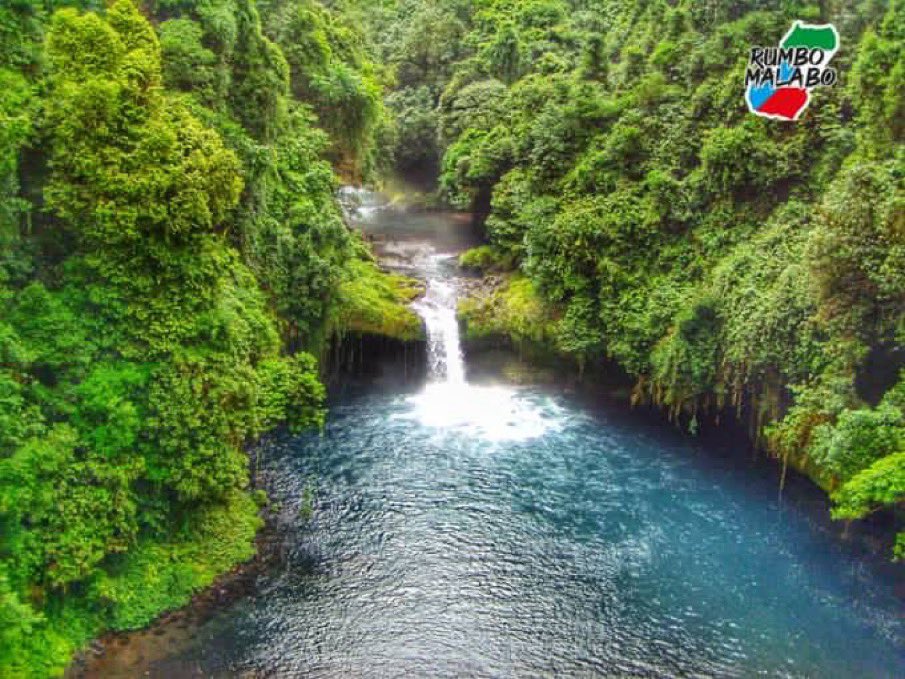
(747, 81), (774, 110)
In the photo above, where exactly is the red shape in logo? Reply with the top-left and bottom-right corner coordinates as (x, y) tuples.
(757, 87), (809, 120)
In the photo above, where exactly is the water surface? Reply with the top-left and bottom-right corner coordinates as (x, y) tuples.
(146, 383), (904, 677)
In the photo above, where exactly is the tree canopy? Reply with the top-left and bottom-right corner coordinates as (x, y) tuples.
(0, 0), (408, 674)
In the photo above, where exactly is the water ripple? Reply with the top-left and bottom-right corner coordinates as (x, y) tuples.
(156, 389), (905, 678)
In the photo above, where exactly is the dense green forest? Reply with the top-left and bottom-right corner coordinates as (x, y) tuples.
(0, 0), (416, 674)
(0, 0), (903, 675)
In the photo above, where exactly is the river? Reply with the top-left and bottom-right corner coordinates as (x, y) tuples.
(78, 190), (904, 677)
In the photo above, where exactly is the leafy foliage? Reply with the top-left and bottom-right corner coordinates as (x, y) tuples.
(0, 0), (398, 673)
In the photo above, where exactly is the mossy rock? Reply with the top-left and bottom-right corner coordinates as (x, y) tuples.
(334, 249), (424, 342)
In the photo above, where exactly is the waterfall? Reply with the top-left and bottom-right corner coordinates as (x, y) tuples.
(411, 255), (466, 384)
(337, 185), (387, 220)
(334, 185), (560, 441)
(402, 250), (562, 441)
(336, 185), (467, 385)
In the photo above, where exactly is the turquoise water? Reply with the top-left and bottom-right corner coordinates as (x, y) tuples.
(155, 383), (904, 677)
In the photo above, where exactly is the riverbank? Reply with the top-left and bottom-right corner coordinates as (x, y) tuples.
(66, 529), (272, 678)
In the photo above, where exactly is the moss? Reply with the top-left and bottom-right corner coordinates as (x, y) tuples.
(334, 244), (424, 342)
(459, 245), (495, 270)
(458, 245), (514, 272)
(458, 274), (558, 349)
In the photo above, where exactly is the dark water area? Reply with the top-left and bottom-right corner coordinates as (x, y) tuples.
(77, 190), (904, 678)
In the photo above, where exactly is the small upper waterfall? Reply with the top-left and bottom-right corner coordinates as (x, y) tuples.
(337, 185), (467, 386)
(411, 255), (466, 384)
(337, 185), (388, 219)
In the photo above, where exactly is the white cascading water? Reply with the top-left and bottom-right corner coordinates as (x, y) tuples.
(405, 252), (564, 441)
(411, 255), (466, 385)
(338, 185), (562, 441)
(337, 185), (387, 220)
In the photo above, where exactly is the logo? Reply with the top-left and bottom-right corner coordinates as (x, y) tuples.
(745, 21), (839, 121)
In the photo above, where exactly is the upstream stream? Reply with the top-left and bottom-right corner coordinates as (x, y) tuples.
(79, 190), (904, 677)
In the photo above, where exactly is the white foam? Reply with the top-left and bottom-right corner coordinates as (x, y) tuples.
(398, 383), (564, 442)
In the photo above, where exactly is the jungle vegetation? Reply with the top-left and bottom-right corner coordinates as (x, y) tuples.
(0, 0), (413, 674)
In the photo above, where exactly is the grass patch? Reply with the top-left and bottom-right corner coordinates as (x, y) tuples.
(334, 241), (424, 342)
(458, 274), (558, 348)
